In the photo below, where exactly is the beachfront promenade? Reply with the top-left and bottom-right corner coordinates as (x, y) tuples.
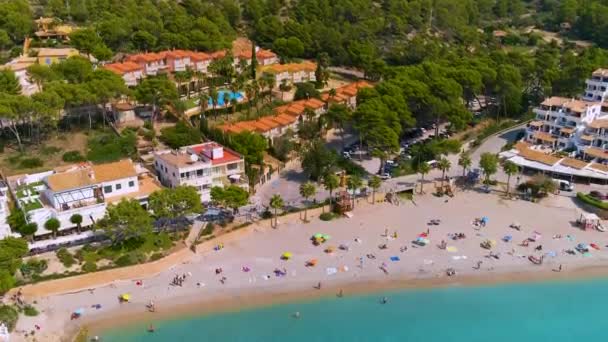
(12, 187), (608, 341)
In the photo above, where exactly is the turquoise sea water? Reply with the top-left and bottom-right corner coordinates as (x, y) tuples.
(102, 277), (608, 341)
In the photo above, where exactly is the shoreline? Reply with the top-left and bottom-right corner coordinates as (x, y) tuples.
(14, 191), (608, 342)
(83, 262), (608, 339)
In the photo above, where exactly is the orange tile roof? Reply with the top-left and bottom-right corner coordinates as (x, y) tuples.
(592, 69), (608, 78)
(104, 62), (143, 75)
(585, 147), (608, 160)
(127, 52), (165, 63)
(261, 61), (317, 74)
(589, 119), (608, 129)
(91, 160), (137, 183)
(529, 120), (543, 127)
(541, 96), (571, 107)
(533, 131), (557, 143)
(560, 158), (588, 170)
(590, 163), (608, 172)
(560, 127), (575, 134)
(258, 117), (281, 129)
(188, 51), (212, 61)
(272, 114), (297, 125)
(165, 50), (191, 59)
(46, 169), (94, 192)
(581, 134), (595, 141)
(518, 148), (560, 166)
(304, 98), (325, 109)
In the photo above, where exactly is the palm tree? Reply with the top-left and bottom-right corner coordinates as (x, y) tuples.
(199, 92), (210, 115)
(269, 194), (284, 228)
(174, 71), (188, 98)
(347, 175), (363, 209)
(209, 86), (219, 120)
(70, 214), (83, 234)
(222, 92), (230, 116)
(368, 175), (382, 204)
(244, 83), (255, 117)
(279, 79), (290, 101)
(328, 88), (337, 99)
(503, 161), (519, 196)
(458, 152), (472, 178)
(264, 74), (276, 103)
(299, 182), (316, 222)
(44, 217), (61, 239)
(323, 173), (340, 211)
(438, 157), (451, 189)
(20, 223), (38, 242)
(258, 77), (268, 105)
(418, 162), (431, 194)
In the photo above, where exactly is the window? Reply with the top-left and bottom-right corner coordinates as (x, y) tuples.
(227, 163), (238, 171)
(116, 183), (122, 190)
(196, 169), (203, 177)
(104, 185), (112, 194)
(129, 181), (135, 187)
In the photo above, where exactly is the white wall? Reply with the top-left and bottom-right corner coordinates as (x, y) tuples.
(100, 176), (139, 198)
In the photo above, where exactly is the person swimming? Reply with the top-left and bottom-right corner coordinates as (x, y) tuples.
(380, 297), (388, 304)
(292, 312), (301, 319)
(148, 324), (155, 333)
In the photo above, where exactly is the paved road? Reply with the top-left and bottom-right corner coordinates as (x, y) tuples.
(252, 122), (608, 207)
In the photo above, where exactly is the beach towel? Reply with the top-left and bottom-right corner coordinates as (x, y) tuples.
(583, 253), (593, 258)
(390, 256), (400, 261)
(423, 259), (434, 265)
(446, 246), (458, 253)
(326, 267), (338, 275)
(546, 251), (557, 257)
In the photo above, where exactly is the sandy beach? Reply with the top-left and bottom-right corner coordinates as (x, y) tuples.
(10, 189), (608, 341)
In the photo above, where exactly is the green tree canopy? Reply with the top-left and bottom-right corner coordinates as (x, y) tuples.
(149, 186), (203, 219)
(96, 199), (153, 244)
(210, 185), (250, 212)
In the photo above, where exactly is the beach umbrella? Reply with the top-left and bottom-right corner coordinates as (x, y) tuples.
(74, 308), (84, 315)
(120, 293), (131, 302)
(306, 259), (317, 267)
(314, 233), (324, 239)
(482, 216), (489, 223)
(282, 252), (293, 260)
(322, 234), (331, 240)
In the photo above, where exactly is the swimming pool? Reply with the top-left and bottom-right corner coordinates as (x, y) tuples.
(209, 90), (244, 107)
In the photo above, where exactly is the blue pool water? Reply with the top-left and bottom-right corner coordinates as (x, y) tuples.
(209, 90), (243, 107)
(100, 277), (608, 341)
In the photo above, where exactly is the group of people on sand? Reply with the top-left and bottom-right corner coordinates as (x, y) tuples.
(171, 273), (188, 287)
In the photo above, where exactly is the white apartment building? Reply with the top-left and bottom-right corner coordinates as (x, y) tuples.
(7, 159), (161, 240)
(527, 96), (601, 149)
(0, 180), (12, 239)
(154, 142), (248, 203)
(525, 69), (608, 164)
(583, 69), (608, 102)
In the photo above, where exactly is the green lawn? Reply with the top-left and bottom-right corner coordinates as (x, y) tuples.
(22, 199), (43, 212)
(183, 98), (199, 110)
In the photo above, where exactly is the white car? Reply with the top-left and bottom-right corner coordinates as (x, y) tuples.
(379, 173), (391, 180)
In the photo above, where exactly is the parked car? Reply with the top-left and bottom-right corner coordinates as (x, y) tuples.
(379, 173), (391, 180)
(590, 191), (608, 200)
(554, 179), (574, 192)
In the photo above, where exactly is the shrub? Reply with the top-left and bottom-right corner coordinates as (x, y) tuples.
(56, 248), (76, 268)
(201, 223), (214, 236)
(23, 305), (39, 316)
(319, 212), (337, 221)
(87, 131), (137, 163)
(159, 122), (202, 149)
(114, 255), (133, 267)
(577, 192), (608, 210)
(0, 305), (18, 331)
(143, 120), (153, 130)
(82, 261), (97, 273)
(40, 146), (61, 155)
(19, 157), (43, 169)
(20, 258), (48, 278)
(62, 150), (86, 162)
(149, 253), (164, 261)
